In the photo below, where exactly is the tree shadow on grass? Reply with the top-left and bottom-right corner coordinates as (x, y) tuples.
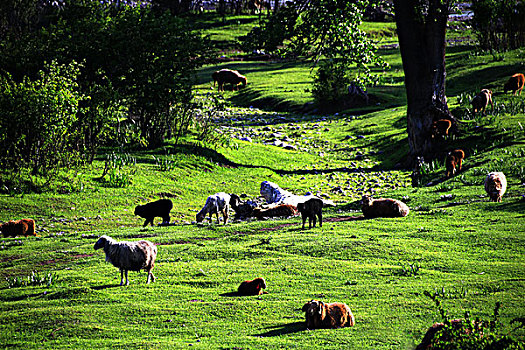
(91, 284), (120, 291)
(256, 322), (306, 337)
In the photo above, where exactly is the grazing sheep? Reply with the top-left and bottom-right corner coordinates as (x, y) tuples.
(237, 277), (267, 296)
(134, 199), (173, 227)
(471, 89), (494, 115)
(0, 219), (36, 238)
(415, 319), (471, 350)
(212, 69), (247, 91)
(445, 149), (465, 178)
(361, 195), (409, 218)
(297, 197), (323, 229)
(484, 172), (507, 202)
(94, 235), (157, 286)
(196, 192), (231, 224)
(251, 204), (297, 220)
(301, 300), (355, 329)
(431, 119), (452, 139)
(504, 73), (525, 95)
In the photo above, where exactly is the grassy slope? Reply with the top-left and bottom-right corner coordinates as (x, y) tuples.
(0, 16), (525, 350)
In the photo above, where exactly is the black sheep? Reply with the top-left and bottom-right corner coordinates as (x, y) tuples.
(134, 199), (173, 227)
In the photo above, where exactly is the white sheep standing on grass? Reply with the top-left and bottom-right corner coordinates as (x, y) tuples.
(94, 235), (157, 286)
(196, 192), (231, 224)
(484, 172), (507, 202)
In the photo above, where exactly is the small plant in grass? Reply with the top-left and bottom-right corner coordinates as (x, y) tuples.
(398, 261), (421, 277)
(420, 291), (525, 350)
(6, 271), (59, 288)
(152, 148), (176, 172)
(436, 183), (456, 192)
(99, 152), (136, 188)
(433, 286), (468, 299)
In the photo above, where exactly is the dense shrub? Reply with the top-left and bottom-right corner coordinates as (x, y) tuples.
(0, 61), (84, 176)
(311, 60), (352, 107)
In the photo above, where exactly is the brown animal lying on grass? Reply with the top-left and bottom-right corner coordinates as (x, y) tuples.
(251, 204), (297, 220)
(0, 219), (36, 237)
(361, 195), (409, 218)
(445, 149), (465, 178)
(237, 277), (267, 296)
(471, 89), (493, 115)
(504, 73), (525, 95)
(297, 197), (323, 229)
(302, 300), (355, 329)
(415, 319), (474, 350)
(484, 171), (507, 202)
(431, 119), (452, 139)
(212, 69), (247, 91)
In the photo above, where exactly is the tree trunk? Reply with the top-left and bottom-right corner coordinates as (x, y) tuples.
(393, 0), (456, 163)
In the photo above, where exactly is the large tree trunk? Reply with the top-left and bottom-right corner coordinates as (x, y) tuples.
(393, 0), (456, 164)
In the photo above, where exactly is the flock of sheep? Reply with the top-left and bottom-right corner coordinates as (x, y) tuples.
(0, 72), (521, 347)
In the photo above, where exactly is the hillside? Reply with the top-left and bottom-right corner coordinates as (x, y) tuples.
(0, 15), (524, 350)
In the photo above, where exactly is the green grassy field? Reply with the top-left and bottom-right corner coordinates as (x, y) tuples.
(0, 15), (524, 350)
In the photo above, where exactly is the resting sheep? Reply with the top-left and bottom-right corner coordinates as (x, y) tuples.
(297, 197), (323, 229)
(415, 319), (472, 350)
(484, 172), (507, 202)
(471, 89), (493, 115)
(94, 235), (157, 286)
(302, 300), (355, 329)
(445, 149), (465, 178)
(251, 204), (297, 220)
(504, 73), (525, 95)
(431, 119), (452, 139)
(237, 277), (267, 296)
(212, 69), (247, 92)
(196, 192), (231, 224)
(361, 195), (409, 218)
(0, 219), (36, 237)
(134, 199), (173, 227)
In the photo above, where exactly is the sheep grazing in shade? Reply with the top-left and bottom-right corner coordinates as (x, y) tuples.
(237, 277), (267, 296)
(484, 172), (507, 202)
(251, 204), (297, 220)
(504, 73), (525, 95)
(415, 319), (472, 350)
(445, 149), (465, 178)
(134, 199), (173, 227)
(196, 192), (231, 224)
(471, 89), (494, 116)
(302, 300), (355, 329)
(94, 235), (157, 286)
(0, 219), (36, 238)
(297, 197), (323, 229)
(431, 119), (452, 139)
(212, 69), (247, 91)
(361, 195), (409, 218)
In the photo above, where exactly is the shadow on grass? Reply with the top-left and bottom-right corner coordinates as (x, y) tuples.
(256, 322), (306, 337)
(91, 284), (120, 291)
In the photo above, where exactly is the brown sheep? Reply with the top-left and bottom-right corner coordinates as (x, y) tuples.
(471, 89), (494, 115)
(415, 319), (473, 350)
(484, 172), (507, 202)
(445, 149), (465, 178)
(302, 300), (355, 329)
(0, 219), (36, 238)
(237, 277), (267, 296)
(251, 204), (297, 220)
(504, 73), (525, 95)
(212, 69), (247, 92)
(361, 195), (409, 218)
(297, 197), (323, 229)
(431, 119), (452, 139)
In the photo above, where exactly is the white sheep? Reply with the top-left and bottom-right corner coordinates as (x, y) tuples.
(94, 235), (157, 286)
(196, 192), (231, 224)
(484, 172), (507, 202)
